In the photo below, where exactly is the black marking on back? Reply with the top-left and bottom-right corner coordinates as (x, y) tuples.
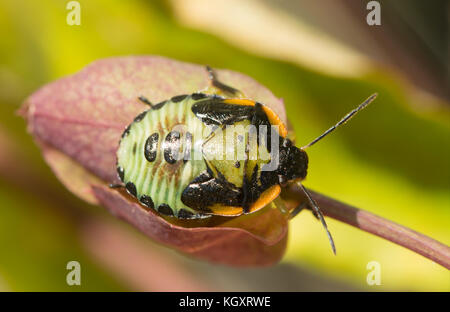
(241, 138), (250, 211)
(152, 100), (167, 110)
(132, 142), (137, 155)
(241, 168), (249, 212)
(144, 133), (159, 162)
(188, 98), (283, 213)
(117, 166), (125, 182)
(252, 102), (273, 151)
(191, 93), (207, 100)
(121, 125), (131, 139)
(158, 204), (174, 216)
(183, 132), (193, 163)
(171, 94), (188, 103)
(181, 170), (242, 212)
(125, 182), (137, 197)
(178, 209), (195, 219)
(246, 164), (260, 213)
(241, 103), (280, 211)
(133, 110), (148, 123)
(191, 98), (254, 126)
(234, 161), (240, 168)
(140, 195), (154, 210)
(163, 131), (181, 164)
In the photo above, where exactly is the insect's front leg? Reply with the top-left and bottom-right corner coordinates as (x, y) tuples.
(288, 201), (321, 220)
(288, 201), (306, 219)
(272, 195), (311, 220)
(271, 196), (291, 217)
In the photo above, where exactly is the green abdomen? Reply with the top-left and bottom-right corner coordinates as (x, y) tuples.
(116, 95), (208, 218)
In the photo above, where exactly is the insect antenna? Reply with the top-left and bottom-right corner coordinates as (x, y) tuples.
(297, 182), (336, 255)
(301, 93), (377, 150)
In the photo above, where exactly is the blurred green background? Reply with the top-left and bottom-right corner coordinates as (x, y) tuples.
(0, 0), (449, 291)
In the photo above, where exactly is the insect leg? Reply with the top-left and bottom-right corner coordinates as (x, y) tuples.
(138, 95), (153, 108)
(109, 183), (125, 189)
(288, 202), (307, 219)
(205, 65), (244, 98)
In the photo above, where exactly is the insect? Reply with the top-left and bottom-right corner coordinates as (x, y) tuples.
(113, 65), (377, 254)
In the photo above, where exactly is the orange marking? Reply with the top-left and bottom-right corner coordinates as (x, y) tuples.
(262, 106), (288, 138)
(249, 185), (281, 213)
(222, 99), (288, 138)
(209, 204), (243, 216)
(223, 98), (256, 106)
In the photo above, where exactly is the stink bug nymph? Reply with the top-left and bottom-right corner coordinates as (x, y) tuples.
(112, 65), (377, 254)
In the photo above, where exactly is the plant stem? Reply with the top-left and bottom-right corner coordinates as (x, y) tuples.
(283, 185), (450, 269)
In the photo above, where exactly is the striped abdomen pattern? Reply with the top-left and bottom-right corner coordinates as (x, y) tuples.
(116, 94), (209, 219)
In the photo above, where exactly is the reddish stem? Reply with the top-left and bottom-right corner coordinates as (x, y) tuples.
(284, 186), (450, 269)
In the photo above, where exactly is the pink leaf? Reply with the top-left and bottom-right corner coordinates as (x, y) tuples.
(21, 56), (288, 266)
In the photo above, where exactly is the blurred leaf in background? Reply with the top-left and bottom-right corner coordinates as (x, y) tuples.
(0, 0), (448, 291)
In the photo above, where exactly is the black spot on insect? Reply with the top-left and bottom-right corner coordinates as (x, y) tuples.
(183, 132), (193, 163)
(241, 171), (249, 212)
(152, 100), (167, 110)
(171, 94), (188, 103)
(121, 125), (131, 139)
(234, 161), (240, 168)
(178, 209), (195, 219)
(242, 164), (262, 213)
(163, 131), (181, 164)
(132, 142), (137, 155)
(158, 204), (174, 216)
(237, 134), (244, 143)
(181, 170), (242, 212)
(192, 99), (253, 126)
(125, 182), (137, 197)
(133, 110), (147, 123)
(139, 195), (154, 210)
(144, 133), (159, 162)
(191, 93), (207, 100)
(117, 166), (125, 181)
